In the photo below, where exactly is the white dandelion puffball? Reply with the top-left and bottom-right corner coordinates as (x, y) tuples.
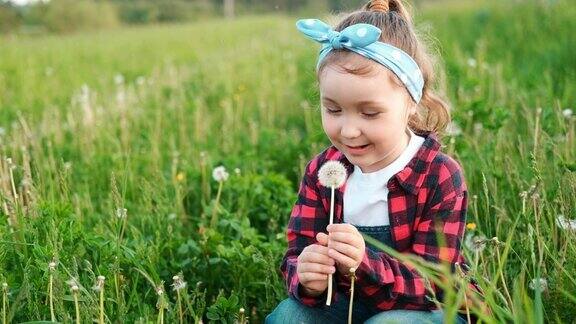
(212, 165), (229, 182)
(563, 108), (573, 119)
(556, 215), (576, 232)
(318, 161), (347, 188)
(529, 277), (548, 292)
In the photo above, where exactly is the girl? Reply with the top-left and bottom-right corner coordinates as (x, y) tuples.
(267, 0), (477, 323)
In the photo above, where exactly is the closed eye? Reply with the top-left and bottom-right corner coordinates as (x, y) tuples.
(324, 107), (341, 114)
(362, 112), (381, 118)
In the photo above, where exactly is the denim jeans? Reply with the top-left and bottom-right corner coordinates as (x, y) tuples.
(267, 225), (467, 323)
(265, 295), (465, 323)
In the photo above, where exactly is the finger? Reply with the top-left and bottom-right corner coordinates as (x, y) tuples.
(327, 223), (356, 234)
(328, 248), (357, 269)
(316, 232), (329, 245)
(303, 251), (335, 266)
(306, 244), (330, 255)
(328, 241), (360, 260)
(328, 231), (356, 245)
(298, 262), (336, 275)
(299, 272), (328, 283)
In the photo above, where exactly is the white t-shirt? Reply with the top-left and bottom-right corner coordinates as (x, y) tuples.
(343, 132), (425, 226)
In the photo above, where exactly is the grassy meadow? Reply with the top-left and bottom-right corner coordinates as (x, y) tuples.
(0, 0), (575, 322)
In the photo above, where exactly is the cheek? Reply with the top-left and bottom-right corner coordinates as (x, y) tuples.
(321, 114), (339, 138)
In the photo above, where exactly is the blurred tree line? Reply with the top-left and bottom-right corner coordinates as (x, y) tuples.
(0, 0), (369, 34)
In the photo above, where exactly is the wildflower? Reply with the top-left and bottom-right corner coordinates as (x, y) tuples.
(563, 108), (573, 119)
(212, 166), (229, 182)
(465, 234), (487, 252)
(529, 278), (548, 292)
(175, 172), (185, 182)
(116, 208), (127, 219)
(156, 285), (164, 296)
(318, 161), (347, 189)
(48, 261), (57, 271)
(234, 168), (241, 175)
(64, 161), (72, 170)
(445, 121), (462, 136)
(556, 215), (576, 232)
(466, 223), (477, 230)
(467, 58), (477, 68)
(1, 282), (7, 290)
(171, 275), (187, 291)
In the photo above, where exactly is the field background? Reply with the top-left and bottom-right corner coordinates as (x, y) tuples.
(1, 0), (575, 323)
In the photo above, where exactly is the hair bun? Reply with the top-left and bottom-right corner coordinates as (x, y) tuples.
(368, 0), (389, 13)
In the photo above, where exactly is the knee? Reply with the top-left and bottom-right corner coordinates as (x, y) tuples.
(364, 309), (444, 324)
(265, 298), (304, 324)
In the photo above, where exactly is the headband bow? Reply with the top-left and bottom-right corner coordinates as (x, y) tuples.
(296, 18), (424, 103)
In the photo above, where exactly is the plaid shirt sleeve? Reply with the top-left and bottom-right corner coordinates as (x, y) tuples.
(353, 157), (468, 310)
(279, 159), (334, 307)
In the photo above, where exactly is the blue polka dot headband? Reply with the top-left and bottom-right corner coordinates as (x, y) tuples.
(296, 18), (424, 103)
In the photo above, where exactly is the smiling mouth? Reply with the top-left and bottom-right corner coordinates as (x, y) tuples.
(345, 144), (370, 149)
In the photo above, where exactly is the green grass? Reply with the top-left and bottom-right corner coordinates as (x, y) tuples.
(0, 0), (575, 322)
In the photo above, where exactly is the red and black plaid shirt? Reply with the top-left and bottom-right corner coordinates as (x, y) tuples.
(280, 133), (472, 311)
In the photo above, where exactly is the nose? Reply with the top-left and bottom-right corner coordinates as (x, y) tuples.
(340, 119), (362, 139)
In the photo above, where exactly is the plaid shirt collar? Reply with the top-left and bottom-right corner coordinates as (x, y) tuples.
(326, 132), (442, 195)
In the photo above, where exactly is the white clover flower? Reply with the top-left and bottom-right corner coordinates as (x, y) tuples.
(171, 275), (187, 291)
(318, 161), (347, 188)
(556, 215), (576, 232)
(563, 108), (573, 119)
(212, 166), (229, 182)
(529, 277), (548, 292)
(445, 121), (462, 136)
(467, 58), (477, 68)
(116, 207), (128, 219)
(156, 286), (164, 296)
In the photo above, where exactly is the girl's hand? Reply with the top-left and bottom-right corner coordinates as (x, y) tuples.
(317, 224), (365, 274)
(296, 234), (336, 296)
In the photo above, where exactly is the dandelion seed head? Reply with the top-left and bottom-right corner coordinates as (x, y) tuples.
(168, 213), (177, 220)
(464, 234), (487, 252)
(71, 285), (79, 292)
(2, 282), (7, 289)
(239, 308), (245, 314)
(349, 267), (356, 274)
(48, 261), (57, 271)
(445, 121), (462, 136)
(556, 215), (576, 232)
(212, 165), (229, 182)
(318, 161), (347, 188)
(467, 58), (477, 68)
(563, 108), (573, 119)
(116, 207), (128, 219)
(234, 168), (241, 175)
(171, 275), (187, 291)
(98, 275), (105, 281)
(529, 277), (548, 292)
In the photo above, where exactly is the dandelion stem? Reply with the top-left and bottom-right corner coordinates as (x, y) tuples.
(2, 284), (7, 324)
(326, 186), (335, 306)
(73, 290), (80, 324)
(210, 180), (223, 227)
(99, 285), (105, 324)
(177, 289), (183, 324)
(49, 274), (55, 322)
(348, 269), (356, 324)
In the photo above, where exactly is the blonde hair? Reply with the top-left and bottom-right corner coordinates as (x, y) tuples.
(317, 0), (451, 134)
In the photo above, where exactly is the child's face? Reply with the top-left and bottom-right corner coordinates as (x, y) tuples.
(319, 62), (416, 173)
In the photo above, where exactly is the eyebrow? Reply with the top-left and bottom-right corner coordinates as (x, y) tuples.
(321, 97), (382, 108)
